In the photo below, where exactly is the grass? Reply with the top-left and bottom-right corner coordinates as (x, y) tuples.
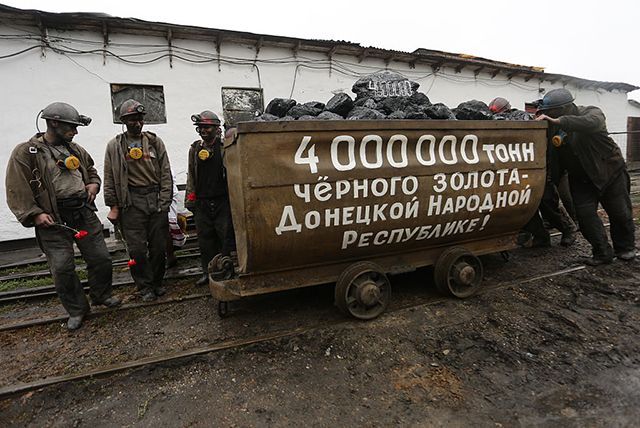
(0, 263), (49, 277)
(0, 257), (84, 278)
(0, 269), (88, 293)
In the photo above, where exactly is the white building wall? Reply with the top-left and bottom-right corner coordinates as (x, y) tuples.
(627, 102), (640, 118)
(0, 23), (634, 240)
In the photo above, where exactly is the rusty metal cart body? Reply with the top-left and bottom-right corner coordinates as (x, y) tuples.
(209, 120), (548, 318)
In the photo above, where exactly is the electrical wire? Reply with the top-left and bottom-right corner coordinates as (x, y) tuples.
(0, 32), (541, 89)
(0, 31), (551, 103)
(0, 44), (40, 59)
(58, 50), (109, 83)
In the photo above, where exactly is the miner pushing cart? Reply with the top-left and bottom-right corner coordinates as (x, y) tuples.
(207, 119), (547, 319)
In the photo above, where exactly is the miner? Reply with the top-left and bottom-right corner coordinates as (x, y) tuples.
(6, 102), (119, 330)
(185, 111), (236, 286)
(104, 99), (174, 300)
(536, 88), (635, 264)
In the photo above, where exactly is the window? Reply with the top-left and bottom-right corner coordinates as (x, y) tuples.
(221, 87), (264, 127)
(110, 84), (166, 124)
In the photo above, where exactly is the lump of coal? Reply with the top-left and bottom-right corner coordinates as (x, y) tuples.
(457, 99), (491, 112)
(405, 110), (430, 120)
(408, 92), (431, 107)
(353, 97), (377, 109)
(453, 100), (494, 120)
(277, 116), (295, 121)
(387, 110), (407, 120)
(255, 113), (279, 121)
(287, 104), (322, 119)
(304, 101), (325, 110)
(297, 115), (318, 121)
(265, 98), (297, 118)
(316, 111), (344, 120)
(377, 96), (409, 114)
(352, 71), (419, 100)
(346, 107), (386, 120)
(325, 93), (354, 118)
(494, 110), (533, 121)
(424, 103), (456, 120)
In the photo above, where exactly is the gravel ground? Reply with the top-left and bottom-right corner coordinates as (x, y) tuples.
(1, 170), (639, 427)
(0, 223), (638, 426)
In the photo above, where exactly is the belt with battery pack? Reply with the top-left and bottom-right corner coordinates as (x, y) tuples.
(56, 196), (87, 228)
(57, 197), (86, 209)
(128, 185), (160, 195)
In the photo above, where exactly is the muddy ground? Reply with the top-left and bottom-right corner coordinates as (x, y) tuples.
(0, 216), (638, 427)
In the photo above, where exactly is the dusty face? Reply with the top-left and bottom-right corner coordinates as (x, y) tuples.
(53, 121), (78, 143)
(542, 106), (565, 119)
(123, 113), (145, 137)
(197, 125), (221, 143)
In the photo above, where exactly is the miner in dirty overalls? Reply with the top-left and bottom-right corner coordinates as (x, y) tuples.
(5, 102), (119, 330)
(536, 88), (636, 265)
(488, 97), (578, 248)
(185, 111), (236, 286)
(104, 99), (173, 301)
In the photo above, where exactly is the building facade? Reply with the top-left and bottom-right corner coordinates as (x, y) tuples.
(0, 4), (637, 240)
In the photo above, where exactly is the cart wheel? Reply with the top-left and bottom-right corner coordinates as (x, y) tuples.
(208, 254), (222, 274)
(217, 301), (228, 318)
(220, 256), (235, 280)
(210, 255), (235, 281)
(434, 247), (483, 298)
(335, 261), (391, 320)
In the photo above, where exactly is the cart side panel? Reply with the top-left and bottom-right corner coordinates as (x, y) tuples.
(224, 137), (248, 272)
(230, 120), (547, 274)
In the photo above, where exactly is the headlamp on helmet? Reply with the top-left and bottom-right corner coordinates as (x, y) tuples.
(119, 99), (147, 121)
(40, 102), (92, 127)
(78, 115), (92, 126)
(191, 110), (221, 127)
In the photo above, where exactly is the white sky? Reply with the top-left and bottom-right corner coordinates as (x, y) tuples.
(4, 0), (640, 100)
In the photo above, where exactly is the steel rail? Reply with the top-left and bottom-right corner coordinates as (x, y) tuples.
(1, 222), (611, 290)
(0, 237), (198, 270)
(0, 236), (199, 270)
(0, 265), (588, 333)
(0, 249), (202, 283)
(0, 269), (203, 305)
(0, 326), (317, 399)
(0, 263), (588, 399)
(0, 292), (211, 332)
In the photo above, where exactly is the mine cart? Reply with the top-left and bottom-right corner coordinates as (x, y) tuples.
(208, 120), (548, 319)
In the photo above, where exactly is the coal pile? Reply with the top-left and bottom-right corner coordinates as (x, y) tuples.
(254, 71), (531, 122)
(452, 100), (494, 120)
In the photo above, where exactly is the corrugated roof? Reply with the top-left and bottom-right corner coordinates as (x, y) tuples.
(0, 4), (637, 93)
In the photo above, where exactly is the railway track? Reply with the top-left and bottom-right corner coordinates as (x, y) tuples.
(0, 235), (199, 271)
(0, 267), (203, 305)
(0, 225), (596, 297)
(0, 248), (202, 283)
(0, 264), (587, 398)
(0, 291), (211, 332)
(0, 228), (600, 318)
